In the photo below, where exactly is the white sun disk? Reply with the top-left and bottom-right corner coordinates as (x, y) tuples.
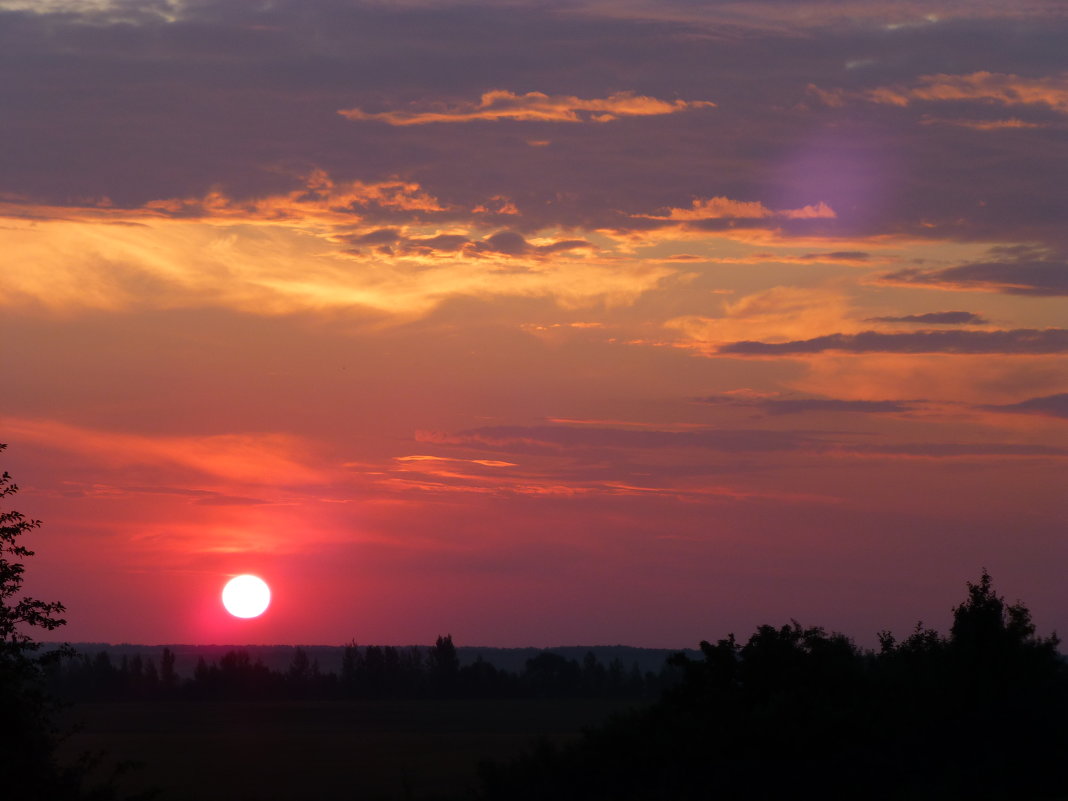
(222, 575), (271, 618)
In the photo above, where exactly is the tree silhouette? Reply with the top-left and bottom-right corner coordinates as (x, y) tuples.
(478, 572), (1068, 801)
(0, 444), (76, 798)
(427, 634), (460, 697)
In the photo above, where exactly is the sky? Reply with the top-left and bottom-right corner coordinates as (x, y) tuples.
(1, 0), (1066, 648)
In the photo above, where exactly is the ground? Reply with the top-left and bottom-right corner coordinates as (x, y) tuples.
(59, 697), (642, 801)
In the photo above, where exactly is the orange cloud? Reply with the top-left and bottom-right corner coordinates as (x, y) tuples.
(0, 175), (672, 317)
(919, 116), (1046, 130)
(394, 455), (517, 467)
(871, 71), (1068, 112)
(472, 196), (521, 215)
(638, 196), (836, 221)
(3, 418), (328, 486)
(666, 287), (859, 352)
(338, 89), (715, 125)
(143, 169), (448, 221)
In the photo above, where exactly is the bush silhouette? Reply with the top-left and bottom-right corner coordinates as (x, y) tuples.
(478, 571), (1068, 801)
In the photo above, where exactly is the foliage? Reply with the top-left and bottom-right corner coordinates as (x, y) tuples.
(50, 640), (672, 703)
(1, 445), (156, 801)
(0, 444), (74, 797)
(478, 571), (1068, 801)
(0, 445), (85, 798)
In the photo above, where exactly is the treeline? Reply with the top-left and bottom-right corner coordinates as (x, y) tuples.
(479, 572), (1068, 801)
(46, 635), (676, 702)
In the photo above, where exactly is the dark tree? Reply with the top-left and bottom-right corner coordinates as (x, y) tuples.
(478, 572), (1068, 801)
(158, 648), (177, 693)
(0, 444), (75, 798)
(427, 634), (460, 697)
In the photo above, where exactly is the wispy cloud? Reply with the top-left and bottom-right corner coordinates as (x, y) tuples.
(981, 393), (1068, 420)
(339, 90), (715, 125)
(2, 418), (328, 485)
(718, 329), (1068, 355)
(864, 71), (1068, 115)
(878, 258), (1068, 297)
(420, 424), (821, 453)
(636, 196), (835, 221)
(696, 395), (921, 415)
(865, 311), (988, 325)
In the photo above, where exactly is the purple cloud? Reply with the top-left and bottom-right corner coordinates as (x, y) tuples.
(880, 260), (1068, 297)
(718, 329), (1068, 355)
(865, 311), (988, 325)
(697, 396), (918, 415)
(429, 425), (823, 453)
(982, 393), (1068, 419)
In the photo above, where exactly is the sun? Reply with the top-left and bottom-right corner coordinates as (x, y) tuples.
(222, 574), (271, 618)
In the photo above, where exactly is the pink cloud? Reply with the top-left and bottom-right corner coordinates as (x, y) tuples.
(2, 418), (328, 486)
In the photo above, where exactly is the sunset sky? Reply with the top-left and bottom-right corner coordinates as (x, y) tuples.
(2, 0), (1066, 648)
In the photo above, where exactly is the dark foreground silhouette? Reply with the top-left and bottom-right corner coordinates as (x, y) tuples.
(478, 572), (1067, 801)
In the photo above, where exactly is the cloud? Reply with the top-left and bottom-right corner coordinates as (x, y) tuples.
(566, 0), (1064, 31)
(865, 311), (988, 325)
(717, 329), (1068, 355)
(421, 423), (1067, 462)
(798, 251), (870, 262)
(341, 228), (595, 259)
(2, 418), (328, 485)
(863, 71), (1068, 115)
(637, 197), (836, 221)
(878, 258), (1068, 297)
(421, 424), (820, 453)
(140, 169), (450, 221)
(981, 393), (1068, 420)
(918, 116), (1047, 130)
(849, 442), (1068, 458)
(697, 395), (920, 415)
(667, 287), (859, 351)
(339, 90), (715, 125)
(0, 178), (655, 317)
(393, 454), (518, 467)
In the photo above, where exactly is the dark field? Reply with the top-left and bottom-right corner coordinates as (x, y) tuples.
(59, 698), (643, 801)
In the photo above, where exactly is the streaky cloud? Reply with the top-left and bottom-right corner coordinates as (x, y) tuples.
(982, 393), (1068, 419)
(717, 329), (1068, 355)
(423, 424), (1067, 460)
(637, 197), (835, 221)
(697, 395), (919, 415)
(864, 71), (1068, 115)
(865, 311), (988, 325)
(422, 425), (821, 453)
(879, 259), (1068, 297)
(339, 89), (715, 125)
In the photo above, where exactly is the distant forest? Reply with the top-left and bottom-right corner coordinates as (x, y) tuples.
(45, 636), (682, 702)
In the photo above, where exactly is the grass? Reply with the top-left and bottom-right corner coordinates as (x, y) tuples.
(58, 697), (643, 801)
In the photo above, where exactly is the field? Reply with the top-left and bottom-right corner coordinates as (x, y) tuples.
(59, 697), (642, 801)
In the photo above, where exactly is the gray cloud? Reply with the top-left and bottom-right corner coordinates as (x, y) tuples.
(428, 423), (1067, 460)
(853, 442), (1068, 457)
(697, 396), (919, 415)
(880, 259), (1068, 297)
(1, 0), (1066, 249)
(800, 251), (870, 261)
(430, 425), (823, 453)
(982, 393), (1068, 419)
(718, 329), (1068, 355)
(865, 311), (988, 325)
